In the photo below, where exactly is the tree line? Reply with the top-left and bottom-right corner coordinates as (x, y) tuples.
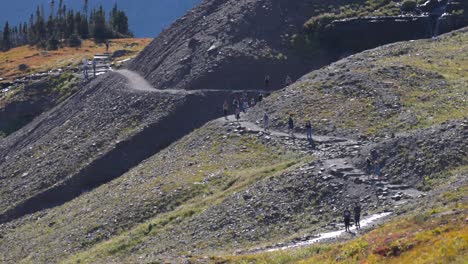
(0, 0), (132, 51)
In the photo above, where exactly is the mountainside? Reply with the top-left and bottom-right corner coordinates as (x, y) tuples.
(248, 27), (468, 137)
(129, 0), (467, 92)
(0, 0), (467, 263)
(0, 27), (466, 263)
(129, 0), (349, 91)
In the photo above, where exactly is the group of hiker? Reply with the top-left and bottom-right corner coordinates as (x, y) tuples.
(224, 96), (316, 146)
(82, 59), (98, 80)
(222, 74), (389, 233)
(344, 203), (362, 232)
(82, 41), (111, 80)
(223, 93), (262, 121)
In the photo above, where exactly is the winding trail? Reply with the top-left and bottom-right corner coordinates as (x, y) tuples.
(116, 70), (418, 256)
(116, 69), (188, 94)
(264, 212), (392, 253)
(234, 117), (354, 145)
(215, 117), (423, 255)
(116, 69), (269, 95)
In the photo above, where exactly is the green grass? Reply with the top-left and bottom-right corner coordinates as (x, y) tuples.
(50, 72), (79, 101)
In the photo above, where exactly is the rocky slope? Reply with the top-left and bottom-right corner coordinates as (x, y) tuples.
(0, 73), (79, 138)
(0, 71), (236, 223)
(129, 0), (330, 91)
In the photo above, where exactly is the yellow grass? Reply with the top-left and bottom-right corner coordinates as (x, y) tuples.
(0, 38), (152, 80)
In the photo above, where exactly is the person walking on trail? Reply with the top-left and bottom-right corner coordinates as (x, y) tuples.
(250, 97), (256, 107)
(92, 59), (97, 77)
(82, 59), (89, 80)
(223, 100), (229, 120)
(243, 100), (249, 113)
(288, 115), (294, 137)
(421, 0), (447, 38)
(285, 75), (292, 86)
(354, 203), (361, 230)
(366, 157), (373, 180)
(305, 121), (313, 140)
(344, 209), (352, 232)
(235, 106), (241, 122)
(258, 93), (263, 103)
(105, 40), (110, 52)
(232, 97), (239, 108)
(263, 113), (270, 132)
(374, 160), (382, 180)
(264, 75), (270, 90)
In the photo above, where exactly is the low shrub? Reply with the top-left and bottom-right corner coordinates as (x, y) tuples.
(401, 0), (417, 12)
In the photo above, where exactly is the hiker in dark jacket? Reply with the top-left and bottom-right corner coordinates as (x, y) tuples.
(305, 121), (313, 140)
(354, 203), (361, 230)
(344, 209), (352, 232)
(288, 115), (294, 137)
(264, 75), (270, 90)
(421, 0), (448, 37)
(223, 100), (229, 120)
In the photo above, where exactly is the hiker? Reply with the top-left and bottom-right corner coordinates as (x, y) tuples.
(92, 59), (97, 77)
(264, 75), (270, 90)
(250, 97), (256, 107)
(421, 0), (447, 38)
(239, 98), (245, 113)
(374, 160), (382, 180)
(354, 203), (361, 230)
(235, 106), (241, 121)
(366, 157), (373, 179)
(243, 100), (249, 113)
(223, 100), (229, 120)
(232, 97), (239, 108)
(258, 93), (263, 103)
(82, 59), (89, 80)
(105, 40), (110, 52)
(263, 113), (270, 132)
(305, 121), (313, 140)
(288, 115), (294, 137)
(285, 75), (292, 86)
(344, 209), (352, 232)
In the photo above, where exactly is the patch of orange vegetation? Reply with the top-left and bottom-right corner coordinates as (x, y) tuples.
(0, 38), (152, 81)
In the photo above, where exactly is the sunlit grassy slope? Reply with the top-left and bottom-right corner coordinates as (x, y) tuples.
(0, 38), (151, 81)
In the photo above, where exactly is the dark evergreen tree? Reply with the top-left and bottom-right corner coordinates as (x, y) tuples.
(2, 22), (12, 51)
(35, 6), (47, 45)
(66, 10), (75, 39)
(114, 10), (131, 36)
(83, 0), (89, 17)
(75, 12), (89, 39)
(4, 0), (133, 49)
(92, 6), (108, 42)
